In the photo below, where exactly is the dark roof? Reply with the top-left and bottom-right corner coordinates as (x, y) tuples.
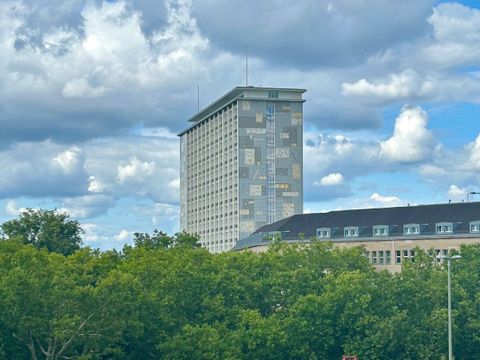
(232, 202), (480, 250)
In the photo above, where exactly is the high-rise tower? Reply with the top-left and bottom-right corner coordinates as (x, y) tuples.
(179, 86), (306, 252)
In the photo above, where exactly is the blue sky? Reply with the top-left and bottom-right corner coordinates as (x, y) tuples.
(1, 0), (480, 249)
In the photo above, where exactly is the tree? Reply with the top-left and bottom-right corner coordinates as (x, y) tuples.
(1, 209), (83, 256)
(132, 229), (173, 250)
(132, 230), (200, 250)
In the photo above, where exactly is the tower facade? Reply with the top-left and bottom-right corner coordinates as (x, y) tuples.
(179, 86), (305, 252)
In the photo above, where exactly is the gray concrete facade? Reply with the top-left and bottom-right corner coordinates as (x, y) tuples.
(179, 86), (306, 253)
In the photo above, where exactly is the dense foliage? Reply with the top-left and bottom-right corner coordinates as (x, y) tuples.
(1, 212), (479, 359)
(0, 209), (83, 255)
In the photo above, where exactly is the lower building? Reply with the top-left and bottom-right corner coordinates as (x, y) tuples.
(232, 202), (480, 271)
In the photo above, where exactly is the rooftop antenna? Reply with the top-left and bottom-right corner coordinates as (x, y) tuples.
(197, 84), (200, 112)
(245, 46), (249, 87)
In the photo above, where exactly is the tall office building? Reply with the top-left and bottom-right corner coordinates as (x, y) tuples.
(179, 86), (306, 252)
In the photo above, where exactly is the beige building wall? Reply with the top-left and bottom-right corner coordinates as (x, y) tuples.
(181, 103), (239, 253)
(239, 236), (480, 272)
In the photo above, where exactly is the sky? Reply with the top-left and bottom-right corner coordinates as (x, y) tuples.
(1, 0), (480, 249)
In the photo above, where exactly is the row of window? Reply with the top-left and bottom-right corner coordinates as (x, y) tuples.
(365, 250), (415, 265)
(316, 221), (480, 239)
(365, 249), (451, 265)
(187, 129), (237, 146)
(200, 238), (237, 245)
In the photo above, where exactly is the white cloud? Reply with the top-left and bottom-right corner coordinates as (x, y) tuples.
(419, 164), (448, 177)
(87, 176), (105, 193)
(52, 146), (82, 173)
(447, 184), (468, 201)
(425, 3), (480, 68)
(315, 173), (344, 186)
(117, 157), (156, 184)
(113, 229), (131, 242)
(464, 134), (480, 170)
(341, 69), (435, 101)
(168, 178), (180, 190)
(0, 0), (214, 144)
(151, 202), (179, 227)
(4, 199), (27, 216)
(380, 106), (435, 162)
(369, 192), (403, 206)
(135, 127), (178, 139)
(0, 141), (88, 197)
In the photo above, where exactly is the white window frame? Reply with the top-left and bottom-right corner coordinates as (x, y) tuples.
(436, 222), (453, 234)
(404, 224), (420, 235)
(316, 227), (331, 238)
(385, 250), (391, 265)
(344, 226), (359, 238)
(470, 221), (480, 233)
(373, 225), (389, 237)
(395, 250), (402, 264)
(379, 251), (385, 265)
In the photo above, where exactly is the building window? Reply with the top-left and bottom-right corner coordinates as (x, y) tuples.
(373, 225), (389, 236)
(396, 250), (402, 264)
(470, 221), (480, 233)
(344, 227), (358, 237)
(316, 228), (331, 238)
(379, 251), (385, 265)
(372, 251), (377, 264)
(436, 222), (453, 234)
(386, 251), (391, 265)
(404, 224), (420, 235)
(268, 90), (279, 99)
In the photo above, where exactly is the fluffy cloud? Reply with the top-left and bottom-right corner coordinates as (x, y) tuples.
(113, 229), (131, 242)
(117, 158), (156, 185)
(0, 0), (213, 144)
(464, 134), (480, 170)
(369, 192), (404, 207)
(315, 173), (345, 186)
(418, 133), (480, 192)
(0, 132), (179, 208)
(0, 141), (88, 197)
(4, 200), (27, 216)
(424, 3), (480, 68)
(341, 69), (435, 102)
(380, 106), (435, 163)
(447, 184), (468, 202)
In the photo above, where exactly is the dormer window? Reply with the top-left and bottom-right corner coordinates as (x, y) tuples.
(470, 221), (480, 233)
(316, 228), (331, 238)
(268, 90), (279, 99)
(373, 225), (389, 237)
(344, 226), (358, 237)
(404, 224), (420, 235)
(436, 222), (453, 234)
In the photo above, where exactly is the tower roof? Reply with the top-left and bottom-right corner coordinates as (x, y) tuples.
(178, 86), (306, 136)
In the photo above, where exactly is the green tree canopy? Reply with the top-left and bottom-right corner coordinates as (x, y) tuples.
(0, 208), (83, 256)
(2, 231), (480, 359)
(132, 229), (200, 250)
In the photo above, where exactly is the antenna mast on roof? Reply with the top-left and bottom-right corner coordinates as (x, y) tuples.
(245, 46), (249, 87)
(197, 84), (200, 112)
